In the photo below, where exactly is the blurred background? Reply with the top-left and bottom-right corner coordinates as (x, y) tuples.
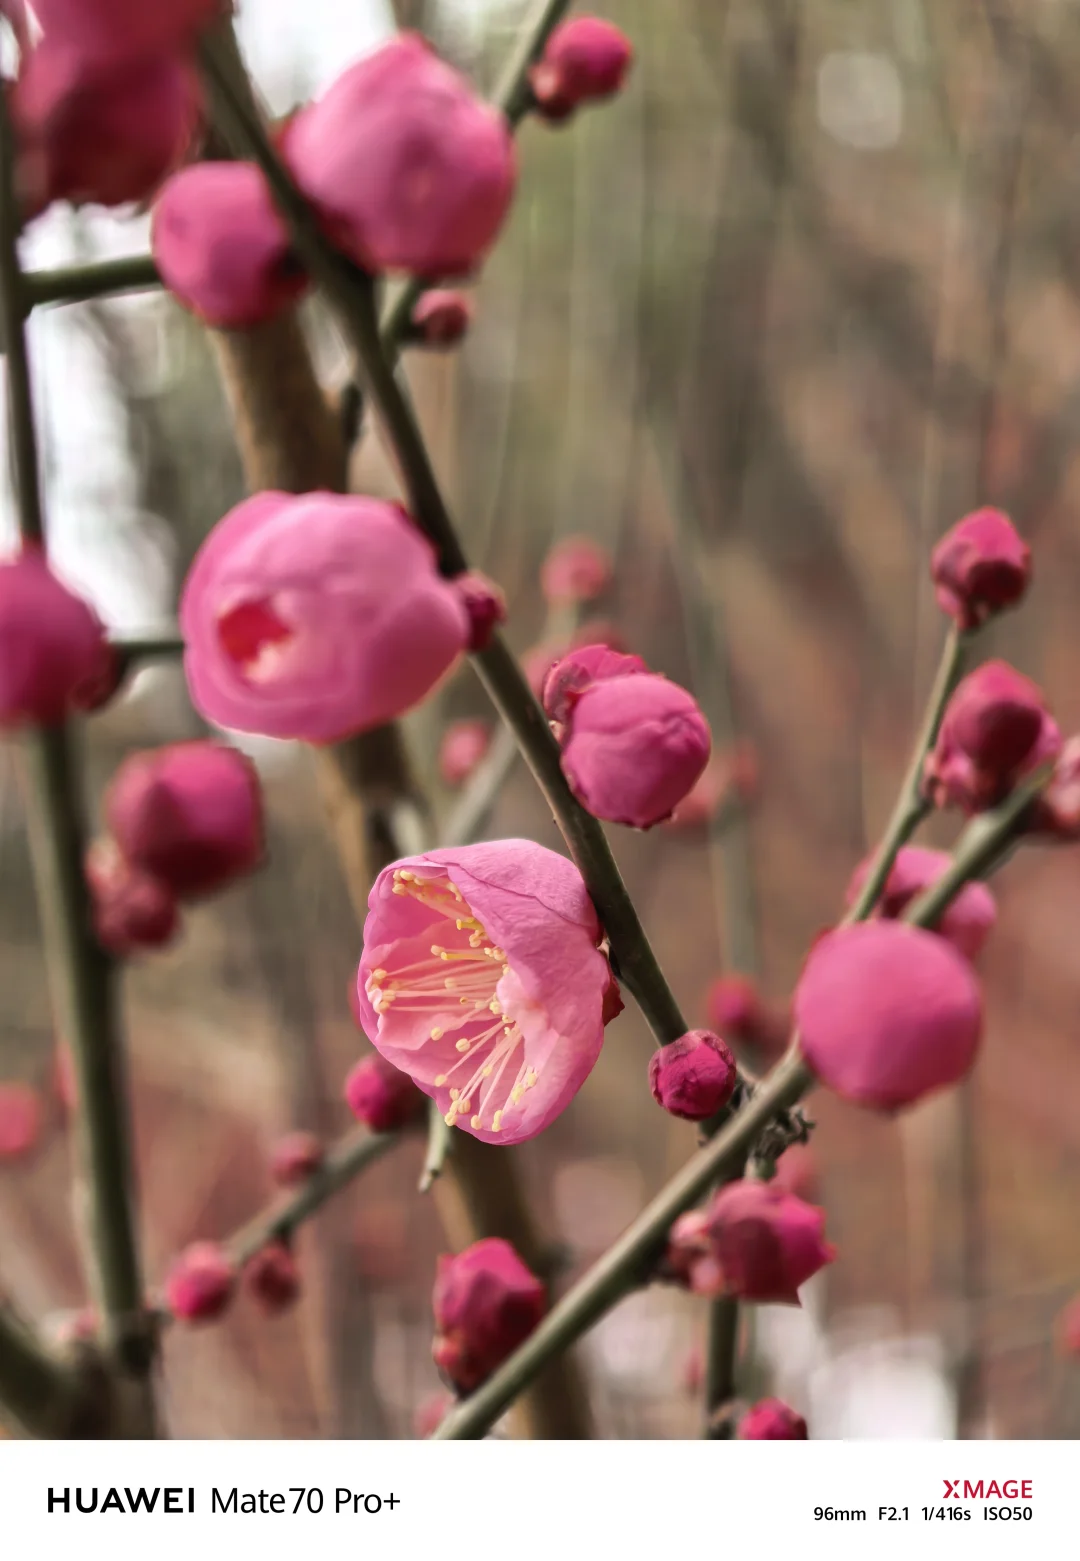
(3, 0), (1080, 1438)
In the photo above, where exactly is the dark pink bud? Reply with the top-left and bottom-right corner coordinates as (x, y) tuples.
(85, 839), (180, 957)
(529, 19), (633, 124)
(540, 535), (612, 605)
(0, 549), (114, 729)
(795, 921), (983, 1111)
(707, 973), (775, 1047)
(105, 741), (263, 902)
(245, 1242), (300, 1315)
(844, 845), (996, 962)
(1028, 735), (1080, 840)
(648, 1030), (737, 1121)
(11, 40), (201, 218)
(345, 1053), (426, 1134)
(152, 162), (308, 329)
(29, 0), (223, 64)
(413, 1390), (453, 1438)
(601, 967), (624, 1026)
(431, 1237), (545, 1394)
(559, 672), (711, 828)
(269, 1131), (323, 1188)
(705, 1180), (834, 1304)
(284, 35), (516, 277)
(165, 1241), (236, 1323)
(438, 719), (492, 787)
(924, 661), (1059, 813)
(0, 1082), (43, 1161)
(931, 508), (1030, 631)
(453, 571), (506, 652)
(542, 643), (648, 725)
(411, 289), (473, 348)
(738, 1398), (808, 1440)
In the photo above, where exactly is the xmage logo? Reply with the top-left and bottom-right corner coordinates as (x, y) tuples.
(942, 1481), (1033, 1500)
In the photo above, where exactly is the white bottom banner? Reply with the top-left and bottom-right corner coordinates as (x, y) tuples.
(0, 1439), (1061, 1560)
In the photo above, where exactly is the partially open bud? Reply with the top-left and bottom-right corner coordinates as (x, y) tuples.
(529, 19), (634, 124)
(345, 1053), (426, 1134)
(738, 1398), (808, 1440)
(105, 741), (263, 902)
(411, 289), (473, 348)
(666, 1180), (834, 1305)
(542, 644), (647, 726)
(931, 508), (1030, 631)
(152, 162), (308, 329)
(453, 571), (506, 652)
(648, 1030), (737, 1121)
(0, 549), (114, 729)
(245, 1242), (300, 1315)
(432, 1237), (545, 1394)
(165, 1241), (235, 1323)
(0, 1082), (43, 1161)
(269, 1131), (323, 1188)
(86, 839), (180, 957)
(540, 535), (612, 606)
(795, 921), (983, 1111)
(438, 719), (492, 787)
(843, 845), (996, 962)
(924, 661), (1060, 814)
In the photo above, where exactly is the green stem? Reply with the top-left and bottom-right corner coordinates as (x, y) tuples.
(22, 255), (161, 310)
(0, 1302), (80, 1437)
(419, 1102), (453, 1194)
(0, 101), (42, 543)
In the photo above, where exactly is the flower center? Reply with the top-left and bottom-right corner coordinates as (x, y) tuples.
(217, 597), (294, 679)
(365, 869), (539, 1133)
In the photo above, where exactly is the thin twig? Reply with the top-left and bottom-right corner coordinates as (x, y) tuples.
(0, 1300), (83, 1437)
(21, 254), (161, 311)
(418, 1101), (453, 1194)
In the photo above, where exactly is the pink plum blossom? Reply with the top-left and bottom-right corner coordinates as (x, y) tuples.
(924, 661), (1059, 813)
(705, 973), (789, 1054)
(738, 1399), (808, 1439)
(529, 18), (634, 123)
(11, 39), (200, 217)
(180, 491), (469, 742)
(152, 162), (308, 328)
(283, 35), (516, 277)
(540, 535), (612, 605)
(648, 1030), (737, 1121)
(558, 671), (711, 828)
(269, 1132), (323, 1188)
(931, 508), (1030, 630)
(439, 719), (492, 787)
(28, 0), (222, 64)
(795, 921), (983, 1110)
(0, 1083), (43, 1161)
(344, 1053), (426, 1134)
(0, 548), (115, 728)
(355, 840), (609, 1145)
(104, 741), (263, 902)
(85, 839), (180, 956)
(165, 1242), (236, 1324)
(844, 845), (996, 961)
(541, 643), (648, 726)
(245, 1242), (300, 1315)
(666, 1179), (835, 1304)
(411, 290), (474, 348)
(432, 1238), (545, 1394)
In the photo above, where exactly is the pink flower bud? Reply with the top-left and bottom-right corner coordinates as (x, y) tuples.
(542, 643), (648, 725)
(345, 1053), (426, 1134)
(165, 1241), (236, 1324)
(540, 535), (612, 605)
(1028, 735), (1080, 840)
(29, 0), (223, 64)
(681, 1180), (835, 1304)
(269, 1131), (323, 1188)
(104, 740), (263, 902)
(795, 921), (983, 1111)
(559, 672), (711, 828)
(152, 162), (307, 329)
(924, 661), (1060, 813)
(180, 492), (469, 742)
(705, 973), (789, 1054)
(12, 40), (201, 218)
(85, 839), (180, 957)
(413, 1390), (453, 1438)
(245, 1242), (300, 1315)
(0, 1082), (43, 1161)
(411, 289), (473, 348)
(0, 549), (114, 729)
(738, 1398), (808, 1439)
(284, 35), (515, 277)
(601, 968), (624, 1026)
(432, 1237), (545, 1394)
(844, 845), (996, 962)
(438, 719), (492, 787)
(931, 508), (1030, 631)
(648, 1030), (737, 1121)
(529, 19), (634, 124)
(453, 570), (506, 652)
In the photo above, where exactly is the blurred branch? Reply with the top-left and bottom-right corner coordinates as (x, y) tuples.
(441, 725), (519, 847)
(0, 1299), (85, 1438)
(22, 254), (161, 310)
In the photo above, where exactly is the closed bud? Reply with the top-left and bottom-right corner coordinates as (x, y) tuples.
(931, 508), (1030, 631)
(738, 1398), (808, 1439)
(648, 1029), (737, 1121)
(453, 571), (506, 652)
(705, 973), (789, 1055)
(540, 535), (612, 606)
(345, 1053), (426, 1134)
(670, 1180), (835, 1305)
(529, 19), (634, 124)
(843, 845), (996, 962)
(411, 289), (473, 348)
(269, 1131), (323, 1188)
(924, 661), (1059, 814)
(245, 1242), (300, 1315)
(432, 1238), (545, 1394)
(438, 719), (492, 787)
(165, 1241), (235, 1323)
(0, 549), (114, 729)
(85, 839), (180, 957)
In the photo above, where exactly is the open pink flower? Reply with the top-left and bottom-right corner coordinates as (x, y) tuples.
(931, 508), (1030, 630)
(355, 840), (609, 1145)
(0, 548), (114, 729)
(529, 18), (634, 123)
(559, 672), (711, 828)
(0, 1083), (43, 1161)
(738, 1399), (808, 1440)
(432, 1238), (545, 1394)
(439, 719), (492, 787)
(540, 535), (612, 606)
(105, 740), (263, 902)
(795, 921), (983, 1110)
(152, 162), (307, 328)
(284, 34), (516, 277)
(924, 661), (1059, 814)
(181, 492), (469, 742)
(29, 0), (222, 63)
(844, 845), (996, 961)
(12, 39), (200, 217)
(667, 1180), (835, 1305)
(86, 839), (180, 956)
